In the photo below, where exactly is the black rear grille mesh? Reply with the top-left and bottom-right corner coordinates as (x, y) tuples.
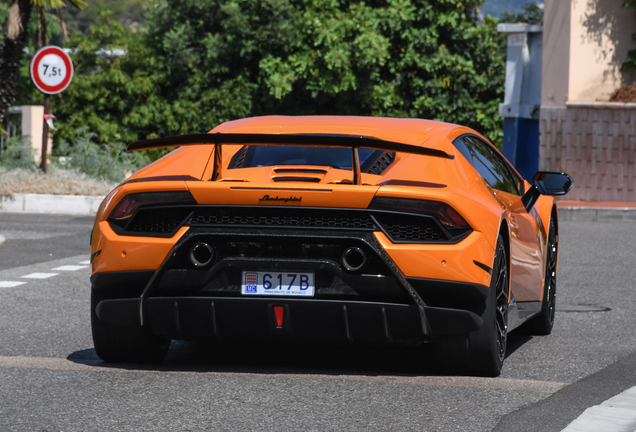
(215, 241), (344, 261)
(373, 213), (446, 241)
(116, 206), (458, 242)
(189, 207), (376, 230)
(127, 207), (194, 234)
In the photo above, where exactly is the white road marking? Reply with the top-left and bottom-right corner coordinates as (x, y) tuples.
(78, 260), (91, 265)
(51, 265), (88, 271)
(0, 355), (567, 393)
(0, 281), (27, 288)
(21, 272), (58, 279)
(562, 386), (636, 431)
(0, 230), (76, 240)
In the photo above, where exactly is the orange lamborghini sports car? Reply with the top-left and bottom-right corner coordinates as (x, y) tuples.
(90, 116), (572, 376)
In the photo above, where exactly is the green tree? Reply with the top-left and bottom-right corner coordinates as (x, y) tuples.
(500, 3), (543, 25)
(0, 0), (85, 128)
(54, 0), (506, 150)
(61, 0), (147, 34)
(621, 1), (636, 71)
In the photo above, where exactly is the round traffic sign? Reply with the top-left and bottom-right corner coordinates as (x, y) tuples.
(30, 46), (74, 94)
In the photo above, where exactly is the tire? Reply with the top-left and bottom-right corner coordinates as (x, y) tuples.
(521, 219), (557, 335)
(91, 287), (170, 363)
(434, 235), (509, 377)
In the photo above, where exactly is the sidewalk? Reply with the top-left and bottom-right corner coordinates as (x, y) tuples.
(556, 200), (636, 222)
(0, 193), (105, 216)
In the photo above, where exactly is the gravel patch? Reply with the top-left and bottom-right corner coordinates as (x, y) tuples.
(0, 167), (117, 197)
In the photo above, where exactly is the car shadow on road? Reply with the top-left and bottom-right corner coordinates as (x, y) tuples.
(505, 333), (534, 358)
(67, 333), (535, 377)
(67, 341), (437, 377)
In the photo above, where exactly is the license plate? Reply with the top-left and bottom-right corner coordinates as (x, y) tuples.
(241, 271), (315, 297)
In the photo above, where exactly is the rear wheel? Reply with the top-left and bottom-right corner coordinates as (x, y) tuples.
(521, 219), (557, 335)
(434, 235), (509, 377)
(91, 288), (170, 363)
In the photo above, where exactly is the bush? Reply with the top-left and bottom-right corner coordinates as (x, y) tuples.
(53, 128), (147, 183)
(0, 137), (37, 170)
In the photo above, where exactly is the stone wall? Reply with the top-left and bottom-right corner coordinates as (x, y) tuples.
(540, 103), (636, 201)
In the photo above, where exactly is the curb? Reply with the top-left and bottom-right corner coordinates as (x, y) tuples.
(0, 193), (105, 216)
(557, 207), (636, 222)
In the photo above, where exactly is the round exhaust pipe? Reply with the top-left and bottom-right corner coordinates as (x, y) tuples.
(189, 243), (215, 267)
(341, 247), (367, 272)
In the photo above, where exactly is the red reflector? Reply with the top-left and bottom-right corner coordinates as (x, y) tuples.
(274, 306), (284, 327)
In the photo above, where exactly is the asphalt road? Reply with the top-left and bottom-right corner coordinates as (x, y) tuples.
(0, 213), (635, 431)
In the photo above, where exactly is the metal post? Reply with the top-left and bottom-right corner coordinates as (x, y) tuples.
(497, 24), (543, 181)
(40, 95), (50, 173)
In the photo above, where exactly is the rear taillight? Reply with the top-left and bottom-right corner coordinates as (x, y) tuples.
(108, 191), (196, 232)
(368, 196), (471, 241)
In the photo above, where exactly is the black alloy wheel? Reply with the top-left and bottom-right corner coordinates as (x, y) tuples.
(494, 241), (509, 365)
(522, 218), (557, 335)
(433, 235), (509, 377)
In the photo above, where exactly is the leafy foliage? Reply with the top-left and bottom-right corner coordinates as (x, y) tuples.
(53, 0), (506, 150)
(500, 3), (543, 25)
(481, 0), (539, 19)
(61, 0), (146, 34)
(609, 84), (636, 102)
(622, 1), (636, 71)
(1, 0), (86, 126)
(0, 136), (36, 169)
(53, 127), (146, 182)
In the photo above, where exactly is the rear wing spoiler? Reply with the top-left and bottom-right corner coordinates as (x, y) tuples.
(127, 133), (454, 184)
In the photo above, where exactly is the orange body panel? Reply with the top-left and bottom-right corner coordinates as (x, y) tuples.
(186, 182), (379, 208)
(375, 231), (494, 286)
(92, 222), (189, 273)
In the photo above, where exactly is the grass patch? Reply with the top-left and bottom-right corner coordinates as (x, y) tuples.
(0, 167), (117, 197)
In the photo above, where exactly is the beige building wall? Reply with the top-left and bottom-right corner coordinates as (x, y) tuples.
(542, 0), (636, 105)
(541, 0), (571, 107)
(20, 106), (52, 165)
(568, 0), (636, 102)
(541, 0), (636, 200)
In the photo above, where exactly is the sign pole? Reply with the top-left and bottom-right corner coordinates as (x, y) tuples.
(29, 46), (74, 173)
(40, 94), (50, 173)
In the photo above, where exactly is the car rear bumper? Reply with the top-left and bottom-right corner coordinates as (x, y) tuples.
(91, 226), (491, 343)
(95, 296), (483, 345)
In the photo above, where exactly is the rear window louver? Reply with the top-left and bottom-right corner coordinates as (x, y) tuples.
(364, 151), (395, 175)
(228, 146), (248, 168)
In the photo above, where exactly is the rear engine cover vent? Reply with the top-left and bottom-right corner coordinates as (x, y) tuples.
(272, 168), (327, 183)
(273, 177), (321, 183)
(274, 168), (328, 175)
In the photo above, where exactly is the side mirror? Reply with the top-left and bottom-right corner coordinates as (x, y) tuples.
(532, 172), (574, 195)
(521, 172), (573, 212)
